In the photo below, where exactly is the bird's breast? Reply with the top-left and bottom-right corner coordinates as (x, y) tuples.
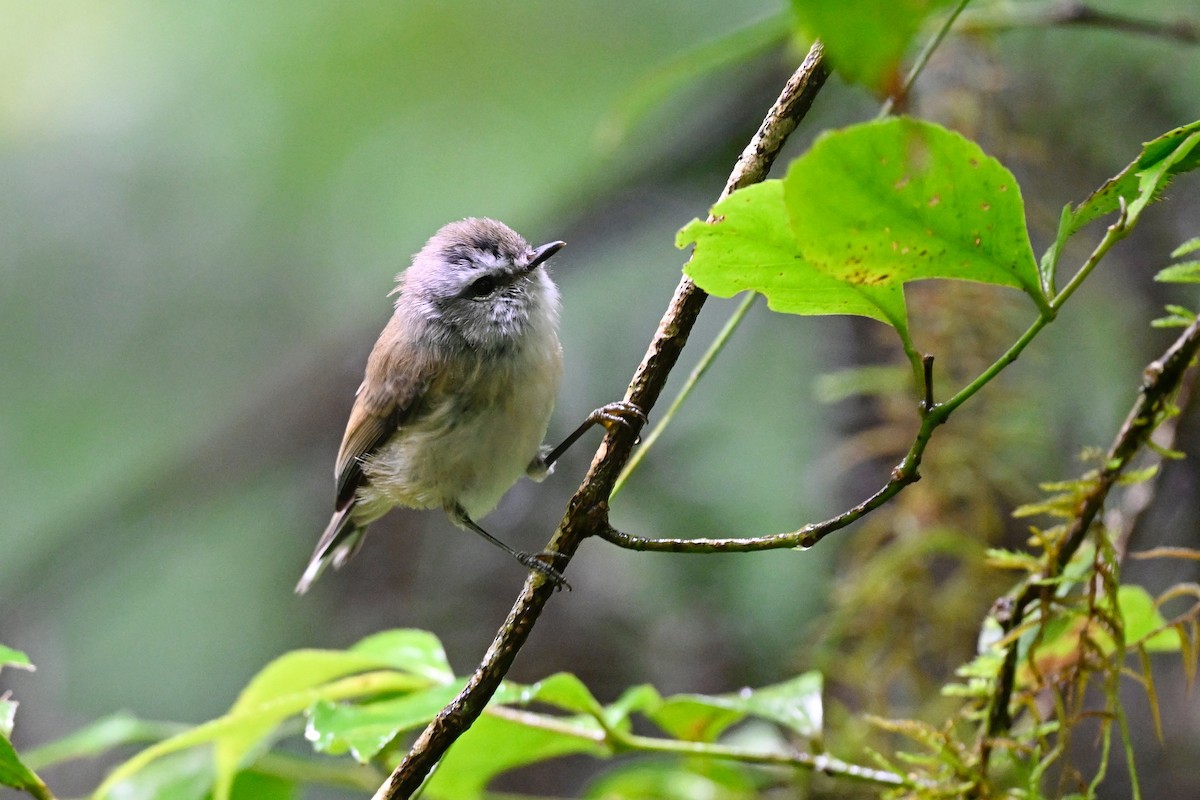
(362, 329), (564, 519)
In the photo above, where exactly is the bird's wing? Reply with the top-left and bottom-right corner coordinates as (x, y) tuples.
(334, 324), (435, 509)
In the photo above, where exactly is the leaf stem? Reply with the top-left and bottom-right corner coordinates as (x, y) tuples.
(609, 728), (918, 789)
(611, 291), (759, 499)
(877, 0), (974, 119)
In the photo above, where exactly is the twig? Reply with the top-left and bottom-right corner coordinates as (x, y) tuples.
(878, 0), (973, 118)
(959, 0), (1200, 45)
(607, 730), (920, 790)
(372, 41), (830, 800)
(612, 291), (759, 499)
(982, 316), (1200, 742)
(1106, 340), (1200, 562)
(922, 354), (936, 413)
(483, 705), (922, 791)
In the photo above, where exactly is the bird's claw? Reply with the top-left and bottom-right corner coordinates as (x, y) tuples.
(588, 401), (647, 444)
(519, 550), (572, 592)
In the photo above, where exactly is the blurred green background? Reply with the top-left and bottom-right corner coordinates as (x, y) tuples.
(2, 1), (1199, 797)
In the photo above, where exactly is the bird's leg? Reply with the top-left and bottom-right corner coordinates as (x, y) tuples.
(537, 401), (647, 471)
(449, 504), (571, 591)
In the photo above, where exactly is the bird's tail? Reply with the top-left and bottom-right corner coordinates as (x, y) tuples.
(295, 504), (368, 594)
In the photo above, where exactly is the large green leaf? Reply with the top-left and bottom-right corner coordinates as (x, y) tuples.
(425, 712), (607, 800)
(680, 180), (909, 330)
(786, 117), (1043, 305)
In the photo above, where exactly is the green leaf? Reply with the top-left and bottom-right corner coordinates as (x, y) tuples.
(648, 696), (746, 743)
(680, 180), (910, 330)
(649, 673), (823, 743)
(1117, 585), (1182, 653)
(101, 748), (215, 800)
(1172, 237), (1200, 258)
(0, 645), (34, 675)
(504, 672), (606, 717)
(1151, 312), (1195, 329)
(307, 672), (608, 766)
(583, 758), (759, 799)
(786, 117), (1044, 306)
(230, 770), (296, 800)
(1066, 121), (1200, 235)
(790, 0), (957, 91)
(1118, 464), (1160, 485)
(1129, 129), (1200, 224)
(985, 548), (1040, 572)
(1044, 124), (1200, 293)
(307, 682), (464, 762)
(725, 673), (823, 738)
(1156, 260), (1200, 284)
(425, 711), (606, 800)
(349, 630), (454, 682)
(1, 733), (53, 799)
(602, 683), (664, 732)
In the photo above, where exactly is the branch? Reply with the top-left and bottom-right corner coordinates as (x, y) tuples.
(372, 41), (830, 800)
(959, 0), (1200, 45)
(983, 316), (1200, 741)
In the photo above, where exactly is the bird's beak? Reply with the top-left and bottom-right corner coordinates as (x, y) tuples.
(526, 240), (566, 271)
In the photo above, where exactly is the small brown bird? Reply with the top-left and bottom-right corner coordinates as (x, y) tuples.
(296, 218), (640, 594)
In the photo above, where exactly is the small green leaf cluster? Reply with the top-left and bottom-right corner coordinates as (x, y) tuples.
(1154, 237), (1200, 327)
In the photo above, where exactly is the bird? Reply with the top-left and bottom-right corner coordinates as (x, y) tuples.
(296, 217), (642, 594)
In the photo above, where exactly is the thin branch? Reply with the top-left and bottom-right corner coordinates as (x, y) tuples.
(878, 0), (973, 118)
(959, 0), (1200, 45)
(609, 730), (920, 790)
(1106, 338), (1200, 562)
(372, 42), (831, 800)
(485, 704), (921, 791)
(982, 316), (1200, 743)
(922, 354), (936, 413)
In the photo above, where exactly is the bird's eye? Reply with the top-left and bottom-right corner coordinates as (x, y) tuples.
(467, 275), (499, 298)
